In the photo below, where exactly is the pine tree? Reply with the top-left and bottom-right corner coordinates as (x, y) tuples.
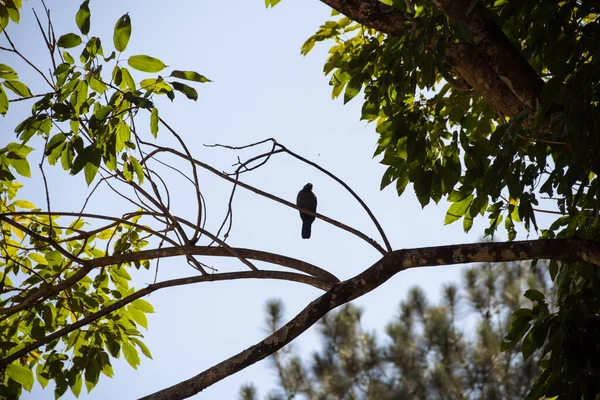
(241, 261), (553, 400)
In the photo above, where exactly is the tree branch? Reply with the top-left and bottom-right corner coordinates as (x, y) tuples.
(88, 245), (340, 284)
(141, 238), (600, 399)
(0, 270), (332, 368)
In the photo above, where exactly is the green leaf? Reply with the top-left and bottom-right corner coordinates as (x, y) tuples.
(6, 0), (19, 23)
(169, 70), (211, 83)
(521, 328), (536, 360)
(113, 14), (131, 52)
(2, 80), (32, 97)
(132, 299), (154, 313)
(172, 81), (198, 100)
(89, 75), (107, 94)
(122, 342), (140, 369)
(10, 158), (30, 177)
(524, 289), (545, 303)
(0, 4), (9, 33)
(128, 306), (148, 329)
(70, 372), (82, 398)
(444, 194), (473, 225)
(505, 315), (532, 341)
(6, 363), (34, 391)
(343, 75), (362, 104)
(121, 67), (135, 90)
(0, 63), (18, 80)
(265, 0), (282, 7)
(14, 199), (36, 209)
(0, 86), (8, 115)
(76, 0), (90, 35)
(57, 33), (82, 48)
(84, 358), (100, 390)
(130, 337), (153, 359)
(75, 146), (101, 185)
(127, 55), (166, 73)
(150, 108), (159, 138)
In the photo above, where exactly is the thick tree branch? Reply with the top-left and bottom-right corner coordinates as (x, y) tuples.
(141, 239), (600, 399)
(432, 0), (544, 111)
(320, 0), (408, 34)
(317, 0), (542, 120)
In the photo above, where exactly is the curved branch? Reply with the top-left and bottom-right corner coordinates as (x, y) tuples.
(0, 270), (331, 368)
(88, 245), (340, 284)
(143, 145), (388, 255)
(277, 142), (393, 253)
(141, 238), (600, 399)
(208, 139), (393, 253)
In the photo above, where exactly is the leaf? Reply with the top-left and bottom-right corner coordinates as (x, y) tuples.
(265, 0), (282, 8)
(6, 363), (34, 391)
(57, 33), (82, 48)
(13, 199), (35, 209)
(113, 14), (131, 52)
(132, 299), (154, 313)
(0, 4), (9, 33)
(76, 1), (90, 35)
(83, 147), (101, 185)
(70, 372), (82, 398)
(89, 75), (107, 94)
(150, 108), (159, 138)
(522, 328), (536, 360)
(0, 63), (18, 80)
(0, 86), (8, 116)
(172, 81), (198, 100)
(503, 315), (531, 342)
(10, 158), (30, 177)
(169, 70), (211, 83)
(121, 67), (135, 90)
(29, 253), (48, 265)
(344, 75), (362, 104)
(84, 358), (100, 390)
(2, 80), (32, 97)
(128, 306), (148, 329)
(122, 342), (140, 369)
(127, 55), (166, 73)
(444, 194), (473, 225)
(130, 337), (153, 359)
(524, 289), (545, 303)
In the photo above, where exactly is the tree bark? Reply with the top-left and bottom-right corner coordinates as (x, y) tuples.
(320, 0), (543, 121)
(141, 239), (600, 399)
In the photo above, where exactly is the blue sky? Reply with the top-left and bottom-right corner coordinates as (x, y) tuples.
(1, 1), (554, 398)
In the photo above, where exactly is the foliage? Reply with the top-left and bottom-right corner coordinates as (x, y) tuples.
(282, 0), (600, 398)
(0, 2), (207, 397)
(241, 260), (553, 400)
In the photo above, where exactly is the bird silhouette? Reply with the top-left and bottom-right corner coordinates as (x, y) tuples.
(296, 183), (317, 239)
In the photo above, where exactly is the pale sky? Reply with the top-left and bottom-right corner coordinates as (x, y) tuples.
(1, 1), (554, 398)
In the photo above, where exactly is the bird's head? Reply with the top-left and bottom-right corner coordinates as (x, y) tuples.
(304, 183), (313, 191)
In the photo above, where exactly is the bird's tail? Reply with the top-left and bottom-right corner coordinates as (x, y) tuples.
(301, 221), (311, 239)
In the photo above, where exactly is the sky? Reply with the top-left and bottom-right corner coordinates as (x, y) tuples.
(1, 1), (555, 399)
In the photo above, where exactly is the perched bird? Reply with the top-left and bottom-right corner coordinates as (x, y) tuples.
(296, 183), (317, 239)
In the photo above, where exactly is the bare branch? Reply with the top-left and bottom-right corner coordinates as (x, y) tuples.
(143, 145), (388, 255)
(209, 139), (393, 253)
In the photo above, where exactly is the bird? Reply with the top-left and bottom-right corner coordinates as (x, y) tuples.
(296, 183), (317, 239)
